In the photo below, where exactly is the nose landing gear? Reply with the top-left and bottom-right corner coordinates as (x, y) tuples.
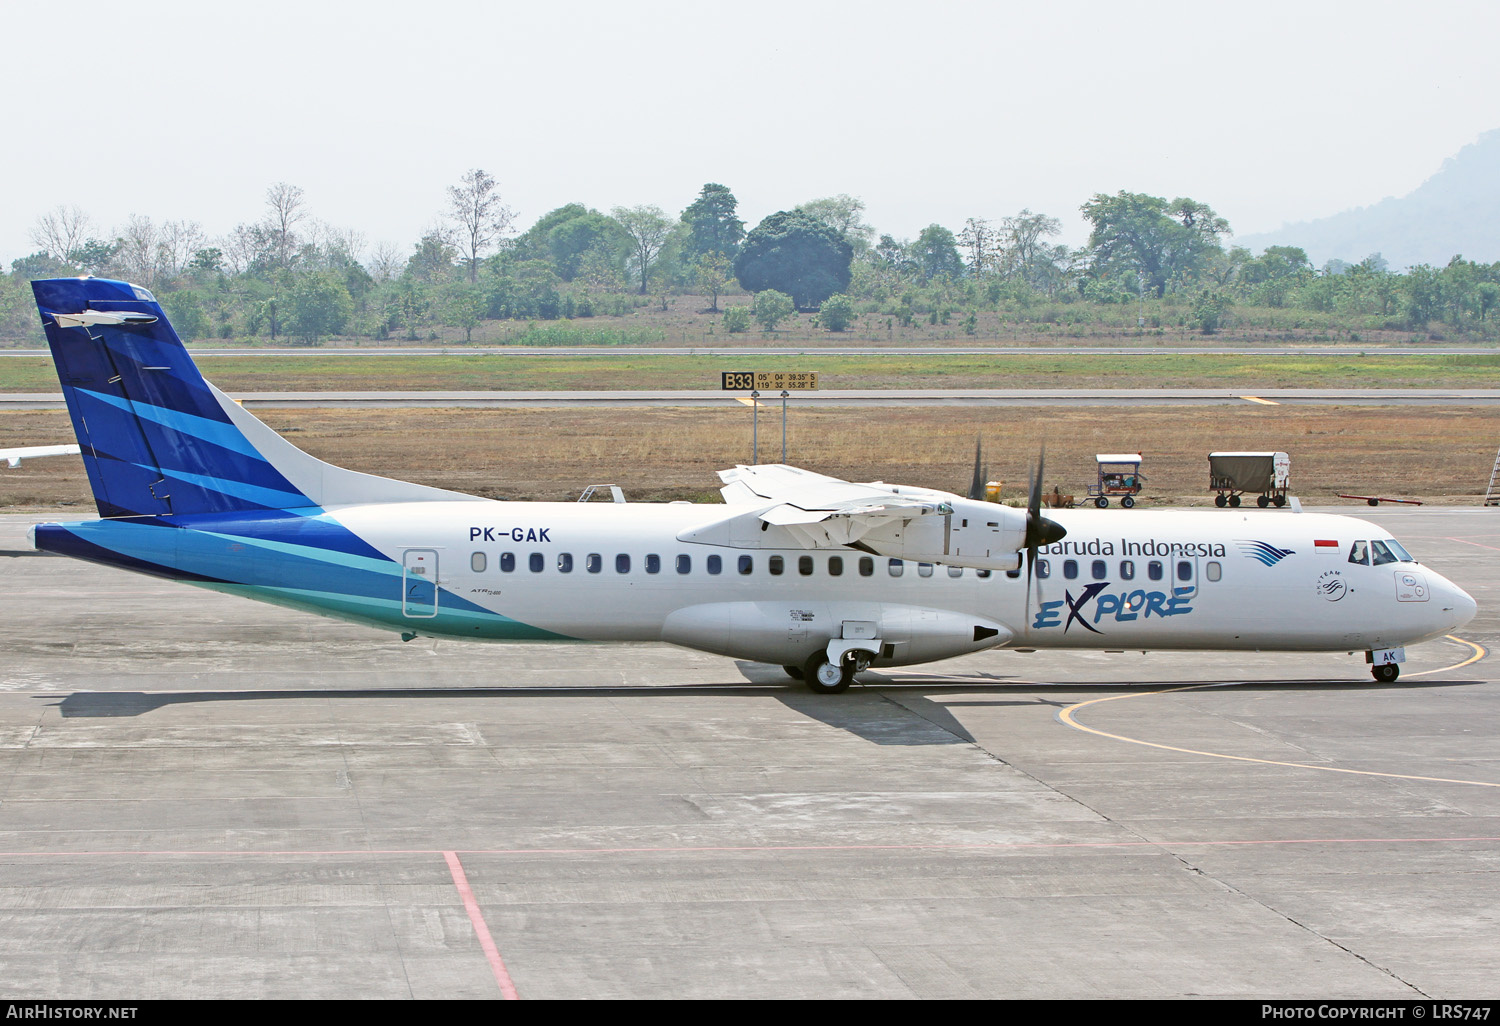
(1367, 647), (1405, 683)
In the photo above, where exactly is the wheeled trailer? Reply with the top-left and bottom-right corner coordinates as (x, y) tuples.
(1087, 453), (1145, 508)
(1209, 451), (1290, 508)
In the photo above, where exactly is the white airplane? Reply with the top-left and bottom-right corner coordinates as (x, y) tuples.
(1, 444), (80, 469)
(25, 277), (1477, 691)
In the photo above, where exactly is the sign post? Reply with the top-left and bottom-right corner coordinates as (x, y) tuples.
(721, 372), (819, 464)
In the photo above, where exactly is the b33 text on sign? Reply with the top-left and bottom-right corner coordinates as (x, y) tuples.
(720, 372), (819, 391)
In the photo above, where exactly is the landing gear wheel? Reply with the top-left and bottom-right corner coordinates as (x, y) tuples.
(1228, 494), (1241, 508)
(782, 664), (804, 681)
(1257, 494), (1270, 508)
(1273, 495), (1287, 508)
(1372, 663), (1400, 683)
(1214, 493), (1228, 508)
(1121, 495), (1135, 509)
(1095, 496), (1109, 508)
(804, 653), (855, 694)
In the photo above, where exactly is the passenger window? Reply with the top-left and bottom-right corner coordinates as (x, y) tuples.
(947, 565), (963, 578)
(1063, 559), (1078, 580)
(676, 554), (691, 574)
(1206, 560), (1222, 582)
(1370, 540), (1397, 566)
(977, 569), (991, 578)
(616, 554), (631, 573)
(1092, 559), (1107, 580)
(645, 554), (661, 574)
(738, 555), (753, 575)
(1120, 559), (1134, 580)
(1037, 558), (1050, 579)
(858, 556), (874, 577)
(500, 552), (516, 573)
(471, 552), (487, 573)
(889, 559), (904, 577)
(828, 556), (844, 576)
(918, 563), (934, 578)
(529, 553), (544, 573)
(557, 553), (573, 573)
(586, 553), (602, 573)
(1177, 560), (1193, 581)
(1348, 540), (1369, 565)
(707, 554), (722, 575)
(1148, 560), (1163, 581)
(799, 556), (814, 576)
(768, 555), (784, 576)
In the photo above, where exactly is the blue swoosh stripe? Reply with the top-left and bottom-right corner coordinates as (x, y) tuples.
(78, 388), (268, 461)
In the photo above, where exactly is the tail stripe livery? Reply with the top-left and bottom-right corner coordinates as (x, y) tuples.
(28, 276), (556, 638)
(31, 277), (479, 518)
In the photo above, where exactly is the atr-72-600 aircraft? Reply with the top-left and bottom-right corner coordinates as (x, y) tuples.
(26, 277), (1476, 691)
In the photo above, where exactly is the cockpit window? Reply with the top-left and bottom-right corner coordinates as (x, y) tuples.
(1348, 540), (1369, 565)
(1370, 540), (1398, 566)
(1385, 538), (1414, 563)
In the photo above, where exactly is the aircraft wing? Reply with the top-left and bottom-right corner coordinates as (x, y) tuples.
(692, 464), (1036, 567)
(1, 444), (81, 469)
(719, 464), (952, 529)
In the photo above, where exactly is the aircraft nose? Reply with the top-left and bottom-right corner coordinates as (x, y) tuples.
(1439, 577), (1478, 631)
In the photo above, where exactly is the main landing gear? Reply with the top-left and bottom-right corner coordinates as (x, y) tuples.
(800, 650), (872, 694)
(1371, 663), (1400, 683)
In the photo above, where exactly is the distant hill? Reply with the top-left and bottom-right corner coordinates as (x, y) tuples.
(1234, 129), (1500, 271)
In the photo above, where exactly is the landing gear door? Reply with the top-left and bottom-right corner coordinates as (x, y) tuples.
(403, 549), (439, 618)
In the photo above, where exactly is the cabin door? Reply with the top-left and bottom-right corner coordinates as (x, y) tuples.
(402, 549), (439, 618)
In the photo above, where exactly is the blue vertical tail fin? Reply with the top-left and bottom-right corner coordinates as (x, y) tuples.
(31, 277), (478, 518)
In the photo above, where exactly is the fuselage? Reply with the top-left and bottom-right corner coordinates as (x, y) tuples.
(33, 500), (1477, 670)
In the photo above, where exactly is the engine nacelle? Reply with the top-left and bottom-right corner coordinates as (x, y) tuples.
(854, 498), (1027, 572)
(661, 599), (1012, 667)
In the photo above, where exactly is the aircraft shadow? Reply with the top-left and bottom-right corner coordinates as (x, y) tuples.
(49, 670), (1480, 751)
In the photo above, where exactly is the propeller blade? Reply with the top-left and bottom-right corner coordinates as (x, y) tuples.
(1023, 448), (1067, 614)
(968, 436), (985, 501)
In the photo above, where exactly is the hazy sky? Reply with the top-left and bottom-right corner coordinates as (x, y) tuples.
(4, 0), (1497, 265)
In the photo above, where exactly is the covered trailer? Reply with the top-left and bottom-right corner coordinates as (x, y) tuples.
(1209, 451), (1290, 507)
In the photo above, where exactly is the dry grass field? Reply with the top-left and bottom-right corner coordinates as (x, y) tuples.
(3, 404), (1497, 511)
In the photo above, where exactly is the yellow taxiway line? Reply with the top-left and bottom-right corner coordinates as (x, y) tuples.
(1057, 635), (1494, 787)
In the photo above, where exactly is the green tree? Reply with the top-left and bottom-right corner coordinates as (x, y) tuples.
(440, 281), (485, 341)
(795, 194), (874, 257)
(1081, 191), (1230, 297)
(286, 272), (353, 343)
(695, 252), (733, 312)
(547, 212), (627, 281)
(612, 204), (674, 294)
(752, 290), (795, 331)
(511, 204), (590, 263)
(446, 169), (515, 282)
(734, 211), (852, 310)
(723, 305), (751, 333)
(819, 293), (855, 331)
(681, 183), (745, 263)
(911, 224), (964, 281)
(406, 229), (458, 282)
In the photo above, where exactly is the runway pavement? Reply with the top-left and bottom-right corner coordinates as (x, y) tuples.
(0, 507), (1496, 999)
(6, 387), (1500, 409)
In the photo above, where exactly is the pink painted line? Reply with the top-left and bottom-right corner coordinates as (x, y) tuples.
(1447, 536), (1500, 552)
(444, 850), (519, 1000)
